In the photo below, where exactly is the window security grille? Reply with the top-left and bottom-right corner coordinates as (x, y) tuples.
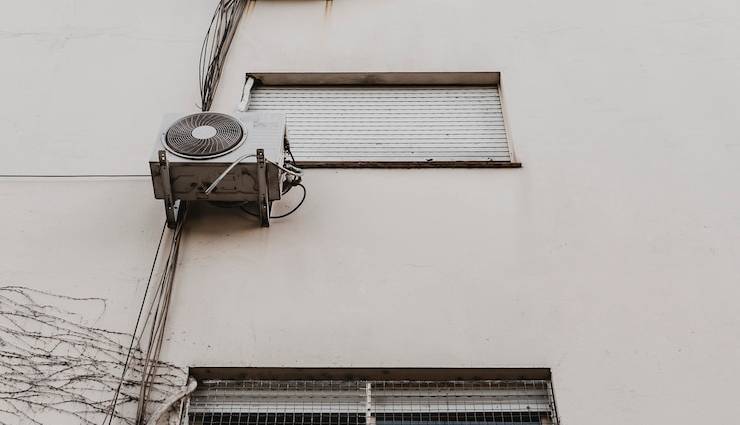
(186, 380), (558, 425)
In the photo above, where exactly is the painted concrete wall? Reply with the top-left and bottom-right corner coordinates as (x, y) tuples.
(2, 0), (740, 424)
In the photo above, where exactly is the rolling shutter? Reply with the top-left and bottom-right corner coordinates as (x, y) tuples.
(248, 86), (515, 167)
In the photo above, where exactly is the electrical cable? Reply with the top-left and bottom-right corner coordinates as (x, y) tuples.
(240, 183), (306, 219)
(134, 209), (189, 424)
(199, 0), (249, 112)
(270, 161), (303, 177)
(286, 143), (297, 164)
(101, 222), (167, 425)
(270, 183), (306, 218)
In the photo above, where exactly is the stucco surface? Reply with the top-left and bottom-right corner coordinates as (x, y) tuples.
(2, 0), (740, 424)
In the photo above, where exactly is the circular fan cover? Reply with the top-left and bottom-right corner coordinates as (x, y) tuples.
(165, 113), (244, 159)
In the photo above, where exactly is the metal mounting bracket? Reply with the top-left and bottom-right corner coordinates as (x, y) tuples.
(256, 148), (270, 227)
(158, 150), (182, 228)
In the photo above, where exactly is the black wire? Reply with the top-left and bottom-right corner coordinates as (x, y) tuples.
(240, 183), (306, 219)
(287, 145), (297, 164)
(199, 0), (248, 111)
(271, 184), (306, 218)
(135, 211), (188, 424)
(102, 222), (167, 425)
(284, 136), (297, 165)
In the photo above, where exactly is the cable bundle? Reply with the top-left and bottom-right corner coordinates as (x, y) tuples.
(199, 0), (249, 111)
(134, 210), (188, 424)
(102, 210), (190, 425)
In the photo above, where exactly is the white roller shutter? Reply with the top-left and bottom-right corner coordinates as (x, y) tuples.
(248, 85), (515, 167)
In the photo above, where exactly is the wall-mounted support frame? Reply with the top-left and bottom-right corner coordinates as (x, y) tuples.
(256, 149), (270, 227)
(158, 150), (183, 228)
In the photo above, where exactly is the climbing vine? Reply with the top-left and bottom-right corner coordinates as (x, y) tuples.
(0, 286), (187, 425)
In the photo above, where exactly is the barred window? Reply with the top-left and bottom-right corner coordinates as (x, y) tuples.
(185, 379), (557, 425)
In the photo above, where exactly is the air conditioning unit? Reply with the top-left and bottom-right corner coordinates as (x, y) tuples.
(149, 111), (300, 228)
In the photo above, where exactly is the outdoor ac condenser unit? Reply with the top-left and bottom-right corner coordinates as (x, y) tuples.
(149, 111), (296, 228)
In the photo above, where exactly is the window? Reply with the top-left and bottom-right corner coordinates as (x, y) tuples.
(246, 73), (519, 168)
(185, 369), (557, 425)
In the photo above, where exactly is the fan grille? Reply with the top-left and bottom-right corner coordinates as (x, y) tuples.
(165, 113), (244, 158)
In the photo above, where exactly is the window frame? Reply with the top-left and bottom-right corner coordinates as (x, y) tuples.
(245, 72), (520, 168)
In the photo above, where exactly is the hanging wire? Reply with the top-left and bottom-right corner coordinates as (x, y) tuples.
(239, 183), (307, 220)
(101, 223), (167, 425)
(134, 209), (190, 424)
(100, 211), (190, 425)
(199, 0), (250, 112)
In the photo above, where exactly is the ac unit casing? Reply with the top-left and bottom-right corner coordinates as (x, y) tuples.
(149, 111), (288, 227)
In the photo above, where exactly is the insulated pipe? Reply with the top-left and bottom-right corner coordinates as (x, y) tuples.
(204, 153), (256, 195)
(146, 377), (197, 425)
(238, 76), (255, 112)
(204, 154), (303, 195)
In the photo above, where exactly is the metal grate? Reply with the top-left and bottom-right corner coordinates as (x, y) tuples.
(165, 112), (244, 159)
(247, 86), (513, 166)
(186, 380), (557, 425)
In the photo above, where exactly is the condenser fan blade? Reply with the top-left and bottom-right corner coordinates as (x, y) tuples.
(164, 112), (244, 159)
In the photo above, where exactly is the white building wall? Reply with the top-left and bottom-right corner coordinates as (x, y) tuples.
(2, 0), (740, 424)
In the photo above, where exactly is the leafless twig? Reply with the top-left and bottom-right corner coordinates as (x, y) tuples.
(0, 285), (187, 425)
